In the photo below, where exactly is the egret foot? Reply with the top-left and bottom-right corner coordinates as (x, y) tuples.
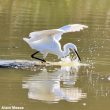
(41, 59), (46, 63)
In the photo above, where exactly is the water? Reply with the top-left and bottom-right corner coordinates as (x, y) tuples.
(0, 0), (110, 110)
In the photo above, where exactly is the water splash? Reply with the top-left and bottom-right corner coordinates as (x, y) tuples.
(59, 55), (89, 67)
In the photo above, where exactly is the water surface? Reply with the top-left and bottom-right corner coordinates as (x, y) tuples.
(0, 0), (110, 110)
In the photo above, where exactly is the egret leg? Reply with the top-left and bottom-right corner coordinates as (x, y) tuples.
(31, 51), (46, 62)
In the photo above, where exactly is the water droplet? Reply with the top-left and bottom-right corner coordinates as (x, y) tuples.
(82, 103), (87, 106)
(107, 76), (110, 81)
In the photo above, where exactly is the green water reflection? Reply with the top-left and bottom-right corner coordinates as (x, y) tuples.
(0, 0), (110, 110)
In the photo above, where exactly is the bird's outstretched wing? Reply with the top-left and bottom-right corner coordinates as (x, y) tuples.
(55, 24), (88, 41)
(26, 24), (88, 42)
(59, 24), (88, 33)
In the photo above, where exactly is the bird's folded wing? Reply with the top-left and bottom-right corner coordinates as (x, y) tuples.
(59, 24), (88, 33)
(28, 29), (63, 42)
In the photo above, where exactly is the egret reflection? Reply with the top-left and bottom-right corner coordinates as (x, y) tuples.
(22, 64), (86, 103)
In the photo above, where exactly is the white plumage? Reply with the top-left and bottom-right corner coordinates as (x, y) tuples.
(23, 24), (88, 62)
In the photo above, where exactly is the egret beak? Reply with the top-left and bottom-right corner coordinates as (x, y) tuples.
(74, 49), (81, 61)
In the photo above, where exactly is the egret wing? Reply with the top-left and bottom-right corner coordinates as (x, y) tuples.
(53, 32), (63, 41)
(52, 24), (88, 41)
(59, 24), (88, 33)
(28, 29), (62, 42)
(26, 24), (88, 42)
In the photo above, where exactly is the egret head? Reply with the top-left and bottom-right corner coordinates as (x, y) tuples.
(64, 43), (81, 61)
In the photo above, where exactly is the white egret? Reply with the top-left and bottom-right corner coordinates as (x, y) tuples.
(23, 24), (88, 62)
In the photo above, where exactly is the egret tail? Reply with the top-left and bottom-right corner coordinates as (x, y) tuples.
(23, 38), (30, 44)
